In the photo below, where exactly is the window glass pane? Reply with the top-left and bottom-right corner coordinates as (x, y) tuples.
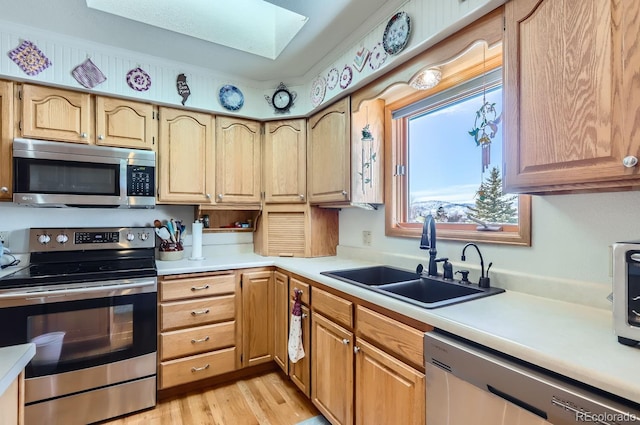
(407, 84), (517, 225)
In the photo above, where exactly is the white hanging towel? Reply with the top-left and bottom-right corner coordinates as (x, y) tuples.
(288, 289), (305, 363)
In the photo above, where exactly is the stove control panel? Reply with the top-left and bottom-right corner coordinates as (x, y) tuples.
(29, 227), (155, 252)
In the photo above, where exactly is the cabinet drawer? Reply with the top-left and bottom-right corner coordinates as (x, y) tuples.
(312, 287), (352, 328)
(160, 321), (236, 361)
(356, 305), (424, 368)
(160, 295), (235, 331)
(290, 277), (310, 305)
(160, 273), (236, 301)
(159, 347), (237, 389)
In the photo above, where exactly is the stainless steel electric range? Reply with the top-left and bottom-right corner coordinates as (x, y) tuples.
(0, 227), (157, 425)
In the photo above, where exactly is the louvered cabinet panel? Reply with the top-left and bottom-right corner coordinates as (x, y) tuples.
(268, 211), (306, 257)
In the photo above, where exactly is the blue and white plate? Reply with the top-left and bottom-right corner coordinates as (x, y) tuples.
(219, 85), (244, 111)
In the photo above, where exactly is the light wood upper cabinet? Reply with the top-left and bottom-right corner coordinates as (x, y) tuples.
(504, 0), (640, 193)
(19, 84), (92, 144)
(264, 119), (306, 203)
(241, 269), (274, 367)
(95, 97), (156, 150)
(0, 81), (13, 201)
(307, 97), (351, 204)
(215, 116), (261, 204)
(157, 107), (215, 204)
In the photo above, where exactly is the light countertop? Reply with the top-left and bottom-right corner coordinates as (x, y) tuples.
(157, 249), (640, 405)
(0, 343), (35, 397)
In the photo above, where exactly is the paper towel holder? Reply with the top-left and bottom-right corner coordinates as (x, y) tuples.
(189, 219), (205, 261)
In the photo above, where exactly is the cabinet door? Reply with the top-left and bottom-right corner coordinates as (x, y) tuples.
(20, 84), (92, 143)
(264, 119), (306, 203)
(504, 0), (640, 192)
(215, 116), (261, 204)
(307, 97), (351, 203)
(273, 271), (289, 373)
(157, 107), (215, 203)
(241, 270), (273, 367)
(311, 312), (354, 425)
(0, 81), (13, 201)
(290, 304), (310, 397)
(354, 338), (425, 425)
(95, 97), (156, 150)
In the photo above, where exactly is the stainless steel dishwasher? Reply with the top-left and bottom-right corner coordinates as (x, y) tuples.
(424, 331), (640, 425)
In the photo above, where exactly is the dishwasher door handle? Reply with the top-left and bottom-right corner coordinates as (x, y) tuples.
(487, 385), (549, 420)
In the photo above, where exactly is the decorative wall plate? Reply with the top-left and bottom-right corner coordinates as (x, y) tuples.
(126, 67), (151, 91)
(219, 84), (244, 111)
(369, 42), (388, 71)
(340, 65), (353, 89)
(383, 11), (411, 55)
(353, 46), (370, 72)
(310, 75), (326, 107)
(327, 67), (339, 90)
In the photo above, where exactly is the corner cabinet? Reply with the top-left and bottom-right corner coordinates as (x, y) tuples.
(307, 97), (351, 203)
(0, 81), (13, 200)
(504, 0), (640, 193)
(264, 119), (307, 203)
(157, 107), (215, 204)
(215, 117), (262, 204)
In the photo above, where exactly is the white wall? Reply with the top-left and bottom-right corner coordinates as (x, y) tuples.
(338, 191), (640, 309)
(0, 203), (252, 253)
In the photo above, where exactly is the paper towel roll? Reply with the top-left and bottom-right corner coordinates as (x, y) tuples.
(190, 221), (204, 260)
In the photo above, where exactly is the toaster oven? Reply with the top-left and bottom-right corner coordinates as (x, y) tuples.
(612, 242), (640, 346)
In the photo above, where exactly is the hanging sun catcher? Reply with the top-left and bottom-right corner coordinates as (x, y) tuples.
(469, 97), (501, 174)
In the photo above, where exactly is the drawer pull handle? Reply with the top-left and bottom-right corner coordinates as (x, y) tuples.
(191, 285), (210, 291)
(191, 309), (210, 316)
(191, 364), (210, 373)
(342, 338), (350, 345)
(191, 336), (210, 344)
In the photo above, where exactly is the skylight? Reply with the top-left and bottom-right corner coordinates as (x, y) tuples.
(86, 0), (309, 60)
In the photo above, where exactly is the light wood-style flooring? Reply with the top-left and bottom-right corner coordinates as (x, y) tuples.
(102, 371), (320, 425)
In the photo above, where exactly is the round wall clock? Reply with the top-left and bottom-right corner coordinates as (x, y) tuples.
(265, 82), (296, 113)
(383, 11), (411, 55)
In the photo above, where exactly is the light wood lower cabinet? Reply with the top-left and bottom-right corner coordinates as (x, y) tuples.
(273, 271), (289, 373)
(158, 271), (240, 389)
(241, 269), (274, 367)
(289, 277), (311, 397)
(0, 372), (24, 425)
(0, 81), (13, 201)
(310, 287), (427, 425)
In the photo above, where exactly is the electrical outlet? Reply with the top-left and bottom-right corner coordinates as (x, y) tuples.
(0, 231), (9, 247)
(362, 230), (372, 246)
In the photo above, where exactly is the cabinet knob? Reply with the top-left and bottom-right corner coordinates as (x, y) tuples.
(0, 187), (8, 193)
(341, 338), (350, 345)
(623, 156), (638, 168)
(97, 134), (104, 140)
(80, 132), (88, 138)
(301, 313), (308, 319)
(353, 346), (361, 354)
(205, 193), (211, 199)
(299, 194), (305, 200)
(341, 190), (348, 197)
(217, 194), (223, 200)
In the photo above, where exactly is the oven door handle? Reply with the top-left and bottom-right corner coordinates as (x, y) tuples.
(0, 279), (157, 306)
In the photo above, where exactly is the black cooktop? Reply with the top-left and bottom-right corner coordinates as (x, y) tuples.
(0, 248), (157, 289)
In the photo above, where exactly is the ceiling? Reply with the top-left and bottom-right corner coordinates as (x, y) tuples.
(2, 0), (408, 82)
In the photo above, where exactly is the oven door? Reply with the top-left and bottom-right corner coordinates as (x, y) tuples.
(0, 282), (156, 379)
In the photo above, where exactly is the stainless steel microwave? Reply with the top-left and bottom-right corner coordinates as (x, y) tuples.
(613, 242), (640, 346)
(13, 138), (155, 208)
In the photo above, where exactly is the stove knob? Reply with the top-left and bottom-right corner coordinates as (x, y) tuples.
(126, 233), (135, 241)
(140, 233), (149, 241)
(38, 234), (51, 245)
(56, 234), (69, 244)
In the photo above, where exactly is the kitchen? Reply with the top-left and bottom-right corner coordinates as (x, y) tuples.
(0, 0), (639, 424)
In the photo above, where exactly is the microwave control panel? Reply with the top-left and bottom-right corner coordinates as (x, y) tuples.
(127, 165), (155, 197)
